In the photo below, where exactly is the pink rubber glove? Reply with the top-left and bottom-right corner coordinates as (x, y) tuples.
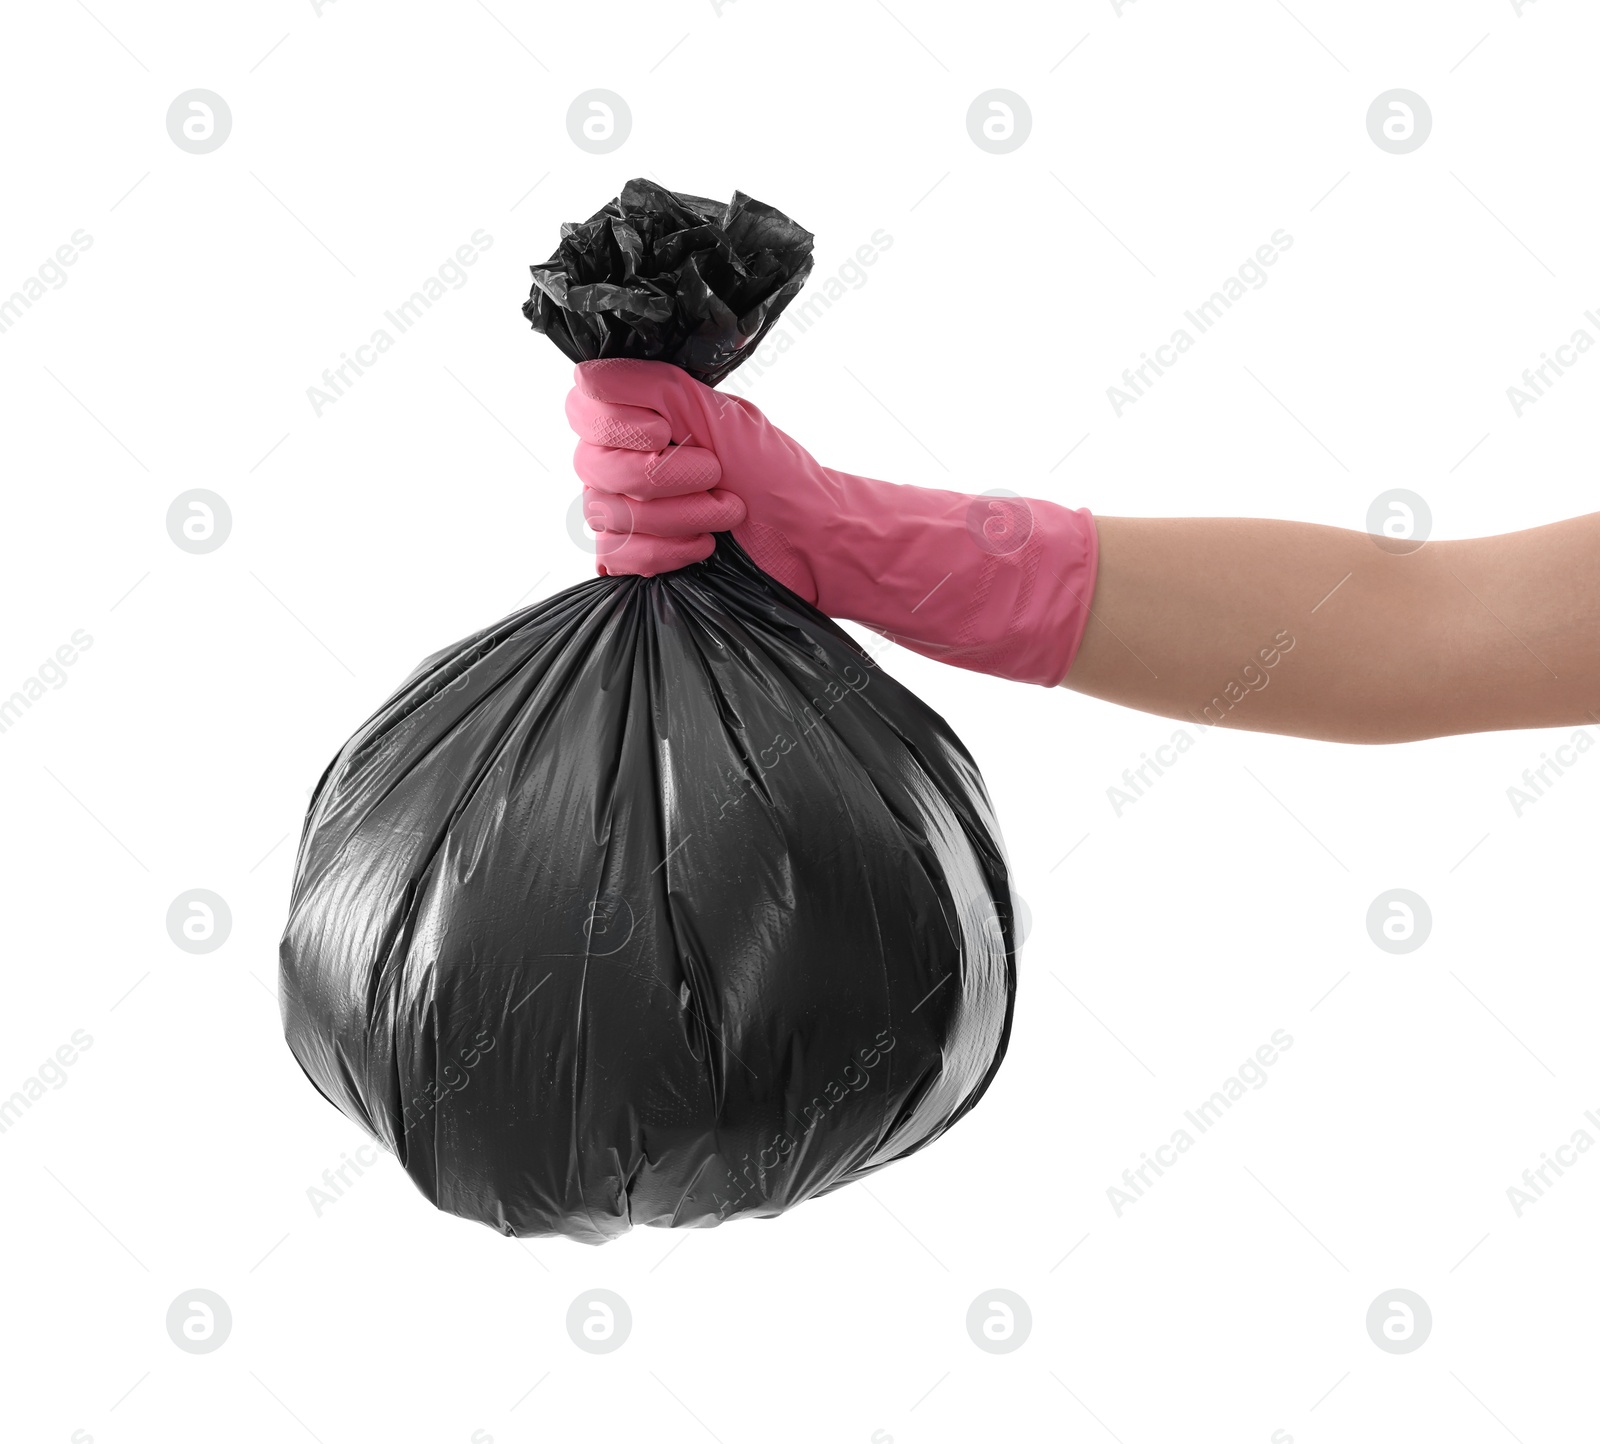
(566, 359), (1099, 687)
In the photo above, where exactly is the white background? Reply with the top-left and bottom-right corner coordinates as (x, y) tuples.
(2, 1), (1596, 1440)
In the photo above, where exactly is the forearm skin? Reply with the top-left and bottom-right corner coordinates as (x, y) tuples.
(1064, 515), (1600, 744)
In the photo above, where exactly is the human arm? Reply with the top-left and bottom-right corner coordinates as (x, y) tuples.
(565, 360), (1600, 743)
(1069, 514), (1600, 744)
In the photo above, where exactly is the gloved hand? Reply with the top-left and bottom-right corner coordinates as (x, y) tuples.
(565, 358), (1099, 686)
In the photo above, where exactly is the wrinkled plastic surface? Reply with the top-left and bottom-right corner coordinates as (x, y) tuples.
(280, 539), (1018, 1240)
(522, 178), (815, 386)
(281, 182), (1017, 1240)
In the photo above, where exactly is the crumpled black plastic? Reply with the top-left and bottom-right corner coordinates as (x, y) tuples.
(280, 539), (1018, 1241)
(279, 184), (1018, 1242)
(522, 178), (815, 386)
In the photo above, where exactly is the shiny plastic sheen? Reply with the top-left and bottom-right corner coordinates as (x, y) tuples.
(279, 538), (1019, 1241)
(523, 178), (815, 386)
(282, 181), (1017, 1240)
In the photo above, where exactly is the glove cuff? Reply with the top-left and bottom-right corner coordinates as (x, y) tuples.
(811, 474), (1100, 687)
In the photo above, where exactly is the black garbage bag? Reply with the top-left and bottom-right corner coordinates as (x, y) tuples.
(279, 181), (1020, 1242)
(522, 177), (816, 385)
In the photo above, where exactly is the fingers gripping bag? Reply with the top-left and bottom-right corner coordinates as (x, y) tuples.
(278, 180), (1021, 1242)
